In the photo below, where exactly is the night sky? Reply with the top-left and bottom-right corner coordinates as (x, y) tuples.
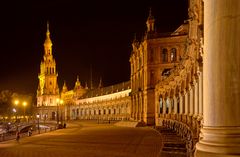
(0, 0), (188, 95)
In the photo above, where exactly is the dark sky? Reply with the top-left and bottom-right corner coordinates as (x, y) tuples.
(0, 0), (188, 95)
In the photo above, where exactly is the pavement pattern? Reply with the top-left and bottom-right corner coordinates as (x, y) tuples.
(0, 121), (162, 157)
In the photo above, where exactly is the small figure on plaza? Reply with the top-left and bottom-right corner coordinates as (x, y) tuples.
(28, 129), (32, 136)
(16, 131), (20, 142)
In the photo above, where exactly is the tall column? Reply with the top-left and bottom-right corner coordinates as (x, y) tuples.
(155, 93), (160, 125)
(194, 79), (199, 115)
(162, 97), (166, 114)
(189, 86), (194, 115)
(131, 97), (135, 118)
(135, 96), (138, 120)
(199, 69), (203, 116)
(184, 90), (188, 114)
(139, 94), (142, 120)
(179, 93), (183, 114)
(168, 98), (172, 114)
(173, 96), (178, 114)
(195, 0), (240, 156)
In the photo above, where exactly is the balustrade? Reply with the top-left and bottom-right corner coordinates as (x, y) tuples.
(158, 112), (202, 157)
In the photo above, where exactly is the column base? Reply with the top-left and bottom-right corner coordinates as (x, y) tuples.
(195, 126), (240, 157)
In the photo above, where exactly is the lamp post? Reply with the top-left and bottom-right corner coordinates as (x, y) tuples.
(36, 114), (40, 134)
(22, 101), (27, 121)
(13, 108), (17, 122)
(56, 98), (59, 126)
(14, 100), (19, 122)
(60, 100), (64, 126)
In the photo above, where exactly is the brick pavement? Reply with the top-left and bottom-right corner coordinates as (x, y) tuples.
(0, 121), (162, 157)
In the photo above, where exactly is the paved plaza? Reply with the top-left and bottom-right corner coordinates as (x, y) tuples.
(0, 121), (162, 157)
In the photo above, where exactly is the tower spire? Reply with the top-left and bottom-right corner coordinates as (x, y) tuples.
(44, 21), (52, 55)
(146, 7), (155, 33)
(47, 21), (50, 36)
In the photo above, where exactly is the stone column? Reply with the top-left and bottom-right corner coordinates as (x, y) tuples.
(131, 96), (135, 118)
(155, 93), (160, 125)
(135, 96), (138, 120)
(168, 98), (172, 114)
(173, 96), (178, 114)
(184, 90), (188, 114)
(155, 93), (160, 114)
(195, 0), (240, 156)
(179, 93), (183, 114)
(189, 86), (194, 115)
(194, 79), (199, 115)
(198, 69), (203, 116)
(138, 94), (142, 120)
(162, 97), (166, 114)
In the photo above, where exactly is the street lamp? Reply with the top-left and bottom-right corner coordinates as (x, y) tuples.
(13, 108), (17, 122)
(14, 100), (19, 121)
(36, 114), (40, 134)
(14, 100), (19, 106)
(23, 101), (27, 121)
(56, 98), (60, 125)
(60, 100), (64, 126)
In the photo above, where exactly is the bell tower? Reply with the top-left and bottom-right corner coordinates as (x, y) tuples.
(146, 8), (155, 33)
(37, 22), (59, 107)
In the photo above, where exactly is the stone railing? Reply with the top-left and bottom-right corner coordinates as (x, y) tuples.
(159, 114), (202, 157)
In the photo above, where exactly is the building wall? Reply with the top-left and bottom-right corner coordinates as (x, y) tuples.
(36, 23), (60, 121)
(130, 17), (188, 124)
(69, 82), (131, 121)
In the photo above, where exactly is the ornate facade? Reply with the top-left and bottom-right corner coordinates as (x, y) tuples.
(71, 81), (131, 121)
(154, 0), (204, 156)
(36, 1), (240, 156)
(130, 10), (188, 125)
(36, 23), (60, 121)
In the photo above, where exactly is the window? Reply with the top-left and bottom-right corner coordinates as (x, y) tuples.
(149, 49), (154, 62)
(170, 48), (177, 62)
(162, 48), (168, 63)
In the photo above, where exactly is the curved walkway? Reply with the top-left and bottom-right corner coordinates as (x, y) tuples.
(0, 121), (162, 157)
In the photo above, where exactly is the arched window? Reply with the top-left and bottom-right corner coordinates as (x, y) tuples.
(170, 48), (177, 62)
(162, 48), (168, 63)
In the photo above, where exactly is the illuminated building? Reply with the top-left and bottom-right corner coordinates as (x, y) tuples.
(36, 22), (60, 120)
(36, 0), (240, 156)
(130, 9), (188, 125)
